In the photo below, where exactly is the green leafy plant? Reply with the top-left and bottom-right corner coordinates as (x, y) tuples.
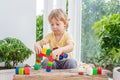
(92, 14), (120, 68)
(81, 0), (120, 63)
(36, 15), (43, 41)
(0, 37), (33, 68)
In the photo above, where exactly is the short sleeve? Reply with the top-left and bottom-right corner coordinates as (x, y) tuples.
(65, 32), (74, 45)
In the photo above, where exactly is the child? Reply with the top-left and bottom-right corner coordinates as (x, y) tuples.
(34, 8), (77, 69)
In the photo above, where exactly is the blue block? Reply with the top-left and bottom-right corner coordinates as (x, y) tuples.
(15, 66), (23, 74)
(46, 68), (51, 72)
(63, 54), (68, 58)
(15, 67), (19, 74)
(59, 55), (63, 60)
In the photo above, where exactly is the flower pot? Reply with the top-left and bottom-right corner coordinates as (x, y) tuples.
(113, 67), (120, 80)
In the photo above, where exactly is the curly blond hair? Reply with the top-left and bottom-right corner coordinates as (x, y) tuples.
(48, 8), (69, 29)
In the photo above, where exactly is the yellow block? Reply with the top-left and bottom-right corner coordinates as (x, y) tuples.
(19, 68), (24, 75)
(36, 62), (41, 65)
(41, 48), (48, 54)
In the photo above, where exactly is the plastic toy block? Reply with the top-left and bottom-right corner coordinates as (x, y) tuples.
(34, 48), (71, 72)
(59, 55), (63, 60)
(46, 68), (51, 72)
(61, 53), (64, 56)
(36, 62), (41, 65)
(34, 64), (40, 70)
(47, 62), (53, 66)
(46, 49), (52, 55)
(36, 57), (43, 60)
(15, 67), (19, 74)
(46, 66), (52, 69)
(36, 60), (41, 63)
(41, 48), (48, 54)
(97, 67), (102, 75)
(47, 56), (54, 61)
(19, 68), (24, 75)
(24, 67), (30, 75)
(63, 54), (68, 58)
(37, 53), (43, 57)
(48, 61), (54, 64)
(93, 68), (98, 75)
(47, 63), (53, 66)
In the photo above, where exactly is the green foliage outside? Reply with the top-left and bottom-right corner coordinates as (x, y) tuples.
(0, 37), (33, 68)
(92, 14), (120, 67)
(81, 0), (120, 66)
(36, 15), (43, 41)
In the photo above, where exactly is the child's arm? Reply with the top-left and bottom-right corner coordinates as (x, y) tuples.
(60, 40), (74, 53)
(51, 41), (74, 59)
(34, 39), (46, 54)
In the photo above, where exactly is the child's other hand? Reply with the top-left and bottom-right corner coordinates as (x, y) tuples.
(51, 48), (63, 59)
(34, 42), (42, 54)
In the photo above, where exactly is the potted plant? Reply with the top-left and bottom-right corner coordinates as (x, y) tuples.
(92, 14), (120, 69)
(0, 37), (33, 69)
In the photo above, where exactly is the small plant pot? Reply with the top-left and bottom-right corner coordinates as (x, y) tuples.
(113, 67), (120, 80)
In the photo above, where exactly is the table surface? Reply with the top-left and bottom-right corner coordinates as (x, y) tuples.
(13, 68), (109, 80)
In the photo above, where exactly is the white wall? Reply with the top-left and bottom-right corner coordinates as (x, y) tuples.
(0, 0), (36, 66)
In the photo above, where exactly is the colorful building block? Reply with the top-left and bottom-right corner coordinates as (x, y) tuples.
(46, 49), (52, 55)
(24, 67), (30, 75)
(34, 48), (68, 72)
(34, 64), (40, 70)
(93, 68), (98, 75)
(19, 68), (24, 75)
(15, 67), (30, 75)
(41, 48), (48, 54)
(15, 67), (19, 74)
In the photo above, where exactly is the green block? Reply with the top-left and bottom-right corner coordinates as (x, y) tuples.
(19, 68), (24, 75)
(93, 68), (98, 75)
(34, 64), (40, 70)
(36, 57), (43, 60)
(48, 61), (53, 65)
(46, 49), (52, 56)
(47, 63), (53, 66)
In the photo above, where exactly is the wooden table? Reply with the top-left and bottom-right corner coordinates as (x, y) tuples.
(13, 68), (109, 80)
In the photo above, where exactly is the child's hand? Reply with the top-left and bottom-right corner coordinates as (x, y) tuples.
(34, 42), (42, 54)
(51, 48), (63, 59)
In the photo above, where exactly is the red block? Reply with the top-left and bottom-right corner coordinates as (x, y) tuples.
(61, 52), (64, 56)
(48, 56), (54, 62)
(98, 67), (102, 75)
(24, 67), (30, 75)
(37, 53), (43, 57)
(36, 60), (41, 63)
(46, 66), (52, 69)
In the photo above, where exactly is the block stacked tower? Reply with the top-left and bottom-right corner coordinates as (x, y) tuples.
(34, 48), (68, 72)
(34, 48), (54, 72)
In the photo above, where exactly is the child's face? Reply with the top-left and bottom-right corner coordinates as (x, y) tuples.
(50, 18), (65, 33)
